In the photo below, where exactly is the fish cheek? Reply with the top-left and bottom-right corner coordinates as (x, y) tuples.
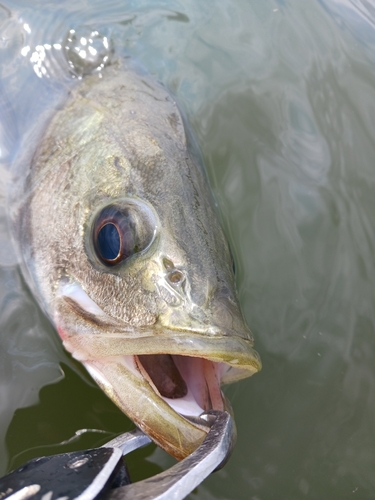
(79, 198), (161, 323)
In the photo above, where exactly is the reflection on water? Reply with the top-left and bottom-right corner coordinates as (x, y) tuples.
(1, 0), (375, 498)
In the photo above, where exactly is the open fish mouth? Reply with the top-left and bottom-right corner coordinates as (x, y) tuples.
(135, 354), (225, 416)
(55, 281), (261, 459)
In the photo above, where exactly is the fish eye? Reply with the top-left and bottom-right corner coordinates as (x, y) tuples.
(92, 202), (156, 266)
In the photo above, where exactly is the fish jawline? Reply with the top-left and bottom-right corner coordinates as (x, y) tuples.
(81, 353), (228, 459)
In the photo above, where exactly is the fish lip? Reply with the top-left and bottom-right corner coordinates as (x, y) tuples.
(61, 324), (262, 382)
(57, 283), (262, 378)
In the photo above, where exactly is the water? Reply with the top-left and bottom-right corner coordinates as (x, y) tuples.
(1, 0), (375, 498)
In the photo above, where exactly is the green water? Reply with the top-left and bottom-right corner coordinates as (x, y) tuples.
(1, 0), (375, 498)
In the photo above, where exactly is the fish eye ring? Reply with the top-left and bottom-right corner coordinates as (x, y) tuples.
(92, 201), (156, 267)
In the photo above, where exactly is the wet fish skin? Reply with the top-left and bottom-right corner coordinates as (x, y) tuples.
(12, 61), (261, 459)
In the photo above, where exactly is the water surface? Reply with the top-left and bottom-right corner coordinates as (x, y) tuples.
(1, 1), (375, 498)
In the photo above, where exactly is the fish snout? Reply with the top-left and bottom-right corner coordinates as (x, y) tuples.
(208, 284), (251, 338)
(155, 261), (250, 340)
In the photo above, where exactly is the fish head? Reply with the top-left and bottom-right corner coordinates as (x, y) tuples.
(15, 63), (261, 459)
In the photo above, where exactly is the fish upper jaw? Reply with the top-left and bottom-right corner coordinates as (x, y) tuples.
(57, 280), (260, 378)
(55, 280), (260, 459)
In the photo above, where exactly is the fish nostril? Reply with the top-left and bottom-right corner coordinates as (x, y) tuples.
(163, 257), (174, 270)
(167, 269), (184, 285)
(162, 256), (185, 286)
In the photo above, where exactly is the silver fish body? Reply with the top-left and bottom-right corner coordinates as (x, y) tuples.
(11, 62), (261, 459)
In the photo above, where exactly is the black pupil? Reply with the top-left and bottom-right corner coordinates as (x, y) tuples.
(93, 204), (152, 266)
(97, 223), (120, 261)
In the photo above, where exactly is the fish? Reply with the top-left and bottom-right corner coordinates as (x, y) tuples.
(10, 60), (261, 460)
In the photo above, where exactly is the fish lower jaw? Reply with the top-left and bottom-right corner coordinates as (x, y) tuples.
(85, 353), (225, 415)
(83, 353), (227, 458)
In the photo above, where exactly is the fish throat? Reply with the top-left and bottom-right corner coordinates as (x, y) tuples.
(136, 354), (224, 414)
